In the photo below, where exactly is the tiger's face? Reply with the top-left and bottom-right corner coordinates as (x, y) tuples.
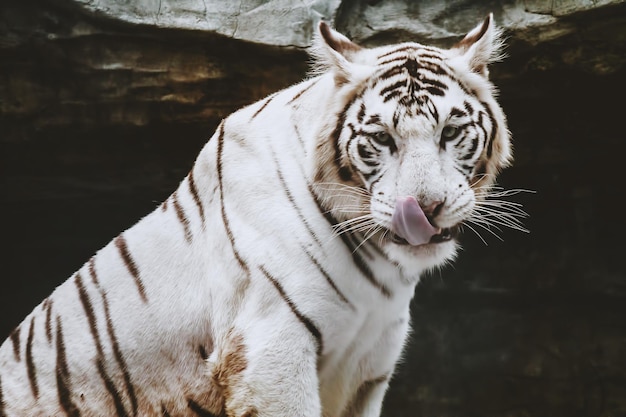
(314, 18), (512, 272)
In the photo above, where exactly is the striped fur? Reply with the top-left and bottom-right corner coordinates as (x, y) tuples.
(0, 15), (513, 417)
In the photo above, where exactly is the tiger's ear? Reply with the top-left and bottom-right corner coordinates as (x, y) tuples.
(452, 13), (505, 78)
(312, 22), (371, 86)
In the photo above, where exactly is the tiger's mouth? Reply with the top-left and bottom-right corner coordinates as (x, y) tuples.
(389, 225), (460, 246)
(389, 196), (460, 247)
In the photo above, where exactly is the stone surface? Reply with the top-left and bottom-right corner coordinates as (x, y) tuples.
(1, 0), (626, 415)
(66, 0), (626, 49)
(72, 0), (341, 47)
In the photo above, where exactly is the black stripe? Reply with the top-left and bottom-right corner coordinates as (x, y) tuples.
(88, 258), (100, 287)
(461, 135), (480, 161)
(26, 316), (39, 399)
(417, 52), (444, 60)
(188, 170), (206, 226)
(377, 45), (417, 60)
(273, 158), (322, 248)
(75, 274), (129, 417)
(365, 114), (381, 125)
(198, 344), (209, 360)
(251, 93), (276, 120)
(308, 184), (391, 298)
(380, 80), (406, 97)
(357, 102), (366, 123)
(332, 219), (391, 298)
(88, 264), (139, 416)
(172, 190), (193, 243)
(378, 55), (409, 67)
(425, 96), (439, 124)
(114, 235), (148, 302)
(421, 76), (449, 92)
(331, 94), (360, 179)
(260, 266), (323, 356)
(473, 161), (487, 182)
(357, 143), (374, 160)
(346, 228), (374, 260)
(417, 60), (450, 77)
(103, 299), (138, 416)
(414, 60), (471, 95)
(44, 299), (53, 343)
(187, 398), (220, 417)
(405, 58), (419, 77)
(378, 65), (404, 81)
(217, 122), (250, 273)
(55, 316), (81, 417)
(449, 106), (467, 119)
(425, 86), (445, 96)
(302, 246), (354, 309)
(293, 122), (306, 150)
(0, 374), (5, 417)
(9, 326), (21, 362)
(287, 79), (319, 105)
(161, 404), (172, 417)
(383, 90), (402, 103)
(480, 101), (498, 158)
(363, 237), (391, 262)
(75, 274), (104, 356)
(454, 165), (471, 180)
(392, 107), (402, 128)
(96, 359), (129, 417)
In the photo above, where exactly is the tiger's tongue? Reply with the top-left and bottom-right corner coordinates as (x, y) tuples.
(391, 196), (441, 246)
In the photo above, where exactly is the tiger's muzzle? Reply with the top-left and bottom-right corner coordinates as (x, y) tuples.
(390, 196), (459, 246)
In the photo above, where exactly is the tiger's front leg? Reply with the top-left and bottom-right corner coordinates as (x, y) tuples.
(208, 302), (322, 417)
(342, 378), (390, 417)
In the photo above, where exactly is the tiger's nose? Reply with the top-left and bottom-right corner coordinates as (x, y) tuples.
(422, 200), (445, 225)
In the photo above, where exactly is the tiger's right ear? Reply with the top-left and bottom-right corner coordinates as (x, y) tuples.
(312, 22), (371, 86)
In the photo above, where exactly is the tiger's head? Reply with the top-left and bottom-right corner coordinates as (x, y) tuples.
(312, 15), (513, 272)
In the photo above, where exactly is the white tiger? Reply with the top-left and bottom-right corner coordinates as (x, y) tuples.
(0, 15), (514, 417)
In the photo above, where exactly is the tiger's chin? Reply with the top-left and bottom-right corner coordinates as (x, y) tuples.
(383, 227), (460, 273)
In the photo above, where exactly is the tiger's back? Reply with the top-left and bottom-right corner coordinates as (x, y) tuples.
(1, 15), (515, 417)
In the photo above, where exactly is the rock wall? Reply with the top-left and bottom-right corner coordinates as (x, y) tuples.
(1, 0), (625, 415)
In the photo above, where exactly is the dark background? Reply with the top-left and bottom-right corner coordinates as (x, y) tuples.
(2, 1), (626, 416)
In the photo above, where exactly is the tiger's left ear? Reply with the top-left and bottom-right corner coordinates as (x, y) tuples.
(452, 13), (505, 78)
(312, 22), (371, 86)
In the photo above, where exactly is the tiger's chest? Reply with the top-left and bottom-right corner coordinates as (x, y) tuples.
(258, 244), (415, 416)
(316, 297), (411, 416)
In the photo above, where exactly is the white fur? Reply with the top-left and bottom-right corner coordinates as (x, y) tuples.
(0, 16), (511, 417)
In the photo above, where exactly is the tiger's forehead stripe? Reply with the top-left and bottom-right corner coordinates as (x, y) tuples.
(376, 43), (443, 60)
(376, 45), (445, 68)
(372, 51), (472, 99)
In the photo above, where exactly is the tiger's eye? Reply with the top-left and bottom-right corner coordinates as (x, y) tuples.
(373, 131), (393, 145)
(441, 125), (459, 140)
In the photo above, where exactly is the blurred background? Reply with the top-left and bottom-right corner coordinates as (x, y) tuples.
(1, 1), (625, 416)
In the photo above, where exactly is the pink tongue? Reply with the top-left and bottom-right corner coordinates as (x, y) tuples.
(391, 196), (441, 246)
